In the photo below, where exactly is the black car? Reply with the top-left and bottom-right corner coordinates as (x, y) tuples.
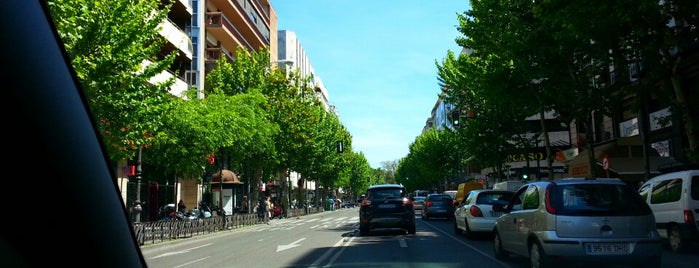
(359, 184), (416, 235)
(422, 193), (455, 220)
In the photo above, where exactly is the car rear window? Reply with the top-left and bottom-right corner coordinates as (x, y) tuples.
(551, 184), (651, 216)
(427, 194), (452, 202)
(476, 192), (513, 205)
(368, 188), (404, 200)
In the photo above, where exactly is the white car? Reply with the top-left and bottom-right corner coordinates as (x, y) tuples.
(638, 169), (699, 253)
(453, 189), (513, 239)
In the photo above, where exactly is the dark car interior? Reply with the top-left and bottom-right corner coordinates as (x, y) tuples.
(2, 1), (146, 266)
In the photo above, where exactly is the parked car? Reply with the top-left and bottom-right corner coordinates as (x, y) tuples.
(453, 189), (513, 239)
(412, 196), (426, 211)
(342, 201), (357, 208)
(359, 184), (416, 235)
(422, 193), (455, 220)
(637, 168), (699, 253)
(492, 178), (662, 268)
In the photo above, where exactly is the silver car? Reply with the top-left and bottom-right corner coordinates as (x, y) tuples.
(492, 178), (662, 268)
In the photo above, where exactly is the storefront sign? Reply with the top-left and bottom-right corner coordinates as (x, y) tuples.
(570, 164), (590, 177)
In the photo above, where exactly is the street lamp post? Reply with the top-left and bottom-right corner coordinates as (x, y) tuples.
(133, 145), (143, 223)
(287, 174), (292, 217)
(451, 109), (465, 185)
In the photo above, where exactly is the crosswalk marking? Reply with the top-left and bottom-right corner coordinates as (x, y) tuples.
(252, 216), (359, 231)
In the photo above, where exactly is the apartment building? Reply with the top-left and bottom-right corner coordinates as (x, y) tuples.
(122, 0), (279, 217)
(277, 30), (331, 111)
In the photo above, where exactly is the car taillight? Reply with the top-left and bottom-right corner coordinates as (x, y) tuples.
(403, 198), (411, 206)
(684, 210), (696, 226)
(361, 199), (371, 206)
(545, 183), (556, 214)
(426, 201), (433, 207)
(469, 206), (483, 217)
(450, 200), (455, 207)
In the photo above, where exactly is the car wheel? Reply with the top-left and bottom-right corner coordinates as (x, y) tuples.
(529, 241), (552, 268)
(668, 225), (689, 253)
(464, 219), (475, 239)
(359, 223), (369, 236)
(453, 220), (461, 235)
(493, 230), (508, 260)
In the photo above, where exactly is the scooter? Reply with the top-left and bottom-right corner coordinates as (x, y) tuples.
(187, 202), (213, 219)
(160, 202), (213, 221)
(159, 203), (185, 221)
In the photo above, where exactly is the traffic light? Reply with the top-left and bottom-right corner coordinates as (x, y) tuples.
(520, 167), (530, 180)
(451, 110), (460, 126)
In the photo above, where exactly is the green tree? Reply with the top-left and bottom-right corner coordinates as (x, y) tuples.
(47, 0), (177, 163)
(396, 128), (461, 191)
(339, 151), (372, 201)
(621, 0), (699, 163)
(205, 47), (271, 96)
(197, 56), (281, 191)
(146, 90), (277, 182)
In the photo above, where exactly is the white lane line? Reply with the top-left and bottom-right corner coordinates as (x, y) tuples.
(323, 236), (356, 267)
(151, 243), (213, 259)
(421, 220), (512, 268)
(308, 237), (346, 267)
(174, 256), (210, 268)
(399, 238), (407, 247)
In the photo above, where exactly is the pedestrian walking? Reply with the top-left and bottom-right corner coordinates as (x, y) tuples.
(264, 196), (272, 224)
(241, 195), (249, 213)
(177, 199), (186, 214)
(258, 196), (270, 224)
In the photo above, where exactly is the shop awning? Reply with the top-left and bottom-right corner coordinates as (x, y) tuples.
(211, 169), (244, 184)
(566, 136), (678, 177)
(606, 157), (677, 175)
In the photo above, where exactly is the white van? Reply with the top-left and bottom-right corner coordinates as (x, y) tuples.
(637, 169), (699, 253)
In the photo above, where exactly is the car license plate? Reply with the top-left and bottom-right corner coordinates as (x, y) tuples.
(490, 212), (502, 217)
(584, 243), (631, 255)
(378, 204), (396, 209)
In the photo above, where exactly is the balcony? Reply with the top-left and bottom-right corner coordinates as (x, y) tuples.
(209, 0), (270, 47)
(158, 18), (193, 60)
(206, 12), (255, 52)
(142, 60), (189, 98)
(204, 47), (234, 73)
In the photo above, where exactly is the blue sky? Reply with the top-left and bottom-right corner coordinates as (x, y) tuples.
(273, 1), (469, 168)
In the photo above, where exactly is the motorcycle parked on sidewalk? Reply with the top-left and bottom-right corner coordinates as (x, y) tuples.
(159, 202), (214, 221)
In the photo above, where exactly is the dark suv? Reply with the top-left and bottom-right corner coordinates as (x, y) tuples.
(359, 184), (416, 235)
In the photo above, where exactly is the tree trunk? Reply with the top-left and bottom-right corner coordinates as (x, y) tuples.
(539, 109), (554, 179)
(671, 69), (698, 164)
